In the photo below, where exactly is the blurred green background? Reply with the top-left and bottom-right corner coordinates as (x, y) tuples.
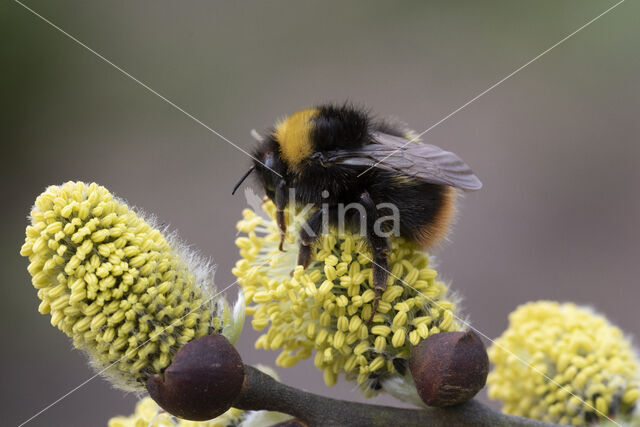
(2, 1), (638, 425)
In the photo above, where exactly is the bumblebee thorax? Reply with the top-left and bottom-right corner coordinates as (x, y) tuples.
(274, 108), (318, 167)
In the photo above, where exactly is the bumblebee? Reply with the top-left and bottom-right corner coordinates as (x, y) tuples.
(233, 104), (481, 322)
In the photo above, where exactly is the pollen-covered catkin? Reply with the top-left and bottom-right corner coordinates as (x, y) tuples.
(233, 200), (462, 397)
(487, 301), (640, 425)
(20, 181), (241, 390)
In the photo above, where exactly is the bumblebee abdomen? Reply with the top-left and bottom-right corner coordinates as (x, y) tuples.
(369, 175), (457, 247)
(413, 185), (456, 247)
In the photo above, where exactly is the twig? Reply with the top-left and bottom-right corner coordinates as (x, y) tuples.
(234, 365), (562, 427)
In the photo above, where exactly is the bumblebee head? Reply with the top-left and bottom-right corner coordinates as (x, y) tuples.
(253, 145), (284, 200)
(230, 132), (284, 199)
(232, 108), (318, 197)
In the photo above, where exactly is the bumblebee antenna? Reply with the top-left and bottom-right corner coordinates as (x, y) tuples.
(231, 166), (256, 195)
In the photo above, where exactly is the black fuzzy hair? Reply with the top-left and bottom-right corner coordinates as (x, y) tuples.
(311, 103), (371, 152)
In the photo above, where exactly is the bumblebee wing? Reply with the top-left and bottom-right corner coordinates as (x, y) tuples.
(325, 131), (482, 191)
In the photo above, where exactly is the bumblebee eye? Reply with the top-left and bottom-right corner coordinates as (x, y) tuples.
(264, 153), (275, 171)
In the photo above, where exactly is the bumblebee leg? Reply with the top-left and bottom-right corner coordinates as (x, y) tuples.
(297, 209), (324, 269)
(274, 179), (287, 251)
(360, 191), (390, 325)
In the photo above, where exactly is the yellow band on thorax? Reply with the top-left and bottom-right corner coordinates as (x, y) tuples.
(274, 108), (318, 166)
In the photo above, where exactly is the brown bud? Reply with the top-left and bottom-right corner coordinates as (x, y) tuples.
(409, 330), (488, 407)
(146, 334), (245, 421)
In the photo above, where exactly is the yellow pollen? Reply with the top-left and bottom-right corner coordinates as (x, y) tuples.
(233, 199), (461, 398)
(487, 301), (640, 425)
(20, 181), (235, 391)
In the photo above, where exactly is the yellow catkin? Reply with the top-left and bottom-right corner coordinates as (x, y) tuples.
(487, 301), (640, 425)
(20, 182), (233, 390)
(233, 200), (461, 397)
